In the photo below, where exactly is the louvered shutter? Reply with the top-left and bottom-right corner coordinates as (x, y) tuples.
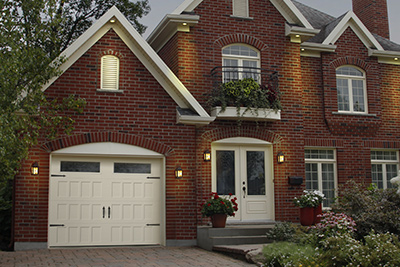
(101, 55), (119, 90)
(233, 0), (248, 17)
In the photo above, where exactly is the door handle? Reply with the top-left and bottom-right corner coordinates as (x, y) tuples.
(242, 186), (246, 198)
(103, 207), (105, 218)
(108, 207), (111, 218)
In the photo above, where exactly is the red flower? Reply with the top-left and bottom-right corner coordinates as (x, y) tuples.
(229, 193), (233, 196)
(214, 195), (219, 200)
(232, 213), (235, 216)
(234, 206), (238, 211)
(207, 203), (211, 206)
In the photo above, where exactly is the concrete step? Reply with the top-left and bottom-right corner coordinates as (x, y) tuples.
(197, 224), (275, 251)
(212, 244), (266, 264)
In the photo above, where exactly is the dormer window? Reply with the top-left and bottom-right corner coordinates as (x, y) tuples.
(336, 66), (367, 113)
(222, 44), (260, 83)
(232, 0), (249, 17)
(101, 55), (119, 90)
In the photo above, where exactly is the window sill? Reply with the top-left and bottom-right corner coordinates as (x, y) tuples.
(96, 89), (124, 93)
(230, 15), (254, 20)
(332, 112), (377, 117)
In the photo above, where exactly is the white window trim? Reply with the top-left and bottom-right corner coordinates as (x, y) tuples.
(336, 65), (368, 114)
(101, 55), (120, 91)
(371, 149), (399, 189)
(305, 148), (338, 208)
(222, 44), (260, 81)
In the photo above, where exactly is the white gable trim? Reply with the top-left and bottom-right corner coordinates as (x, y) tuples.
(43, 6), (211, 121)
(172, 0), (312, 28)
(323, 11), (383, 51)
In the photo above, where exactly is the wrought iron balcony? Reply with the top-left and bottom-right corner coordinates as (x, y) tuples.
(210, 66), (279, 94)
(209, 66), (281, 121)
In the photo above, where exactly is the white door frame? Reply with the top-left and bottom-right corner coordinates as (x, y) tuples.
(48, 142), (166, 247)
(211, 137), (275, 222)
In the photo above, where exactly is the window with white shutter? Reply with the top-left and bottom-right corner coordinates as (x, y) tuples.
(233, 0), (249, 17)
(101, 55), (119, 90)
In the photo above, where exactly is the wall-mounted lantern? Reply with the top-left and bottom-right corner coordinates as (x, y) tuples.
(175, 166), (183, 179)
(203, 149), (211, 162)
(31, 162), (39, 175)
(277, 152), (285, 164)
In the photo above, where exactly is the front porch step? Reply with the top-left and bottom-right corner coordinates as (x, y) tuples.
(197, 224), (275, 251)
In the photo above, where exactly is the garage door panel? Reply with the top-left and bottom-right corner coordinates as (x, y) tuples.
(49, 156), (163, 247)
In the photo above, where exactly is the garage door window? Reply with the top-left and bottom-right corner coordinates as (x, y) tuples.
(114, 163), (151, 173)
(60, 161), (100, 172)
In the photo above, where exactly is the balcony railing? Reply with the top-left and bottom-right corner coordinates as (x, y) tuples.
(209, 66), (281, 121)
(210, 66), (279, 94)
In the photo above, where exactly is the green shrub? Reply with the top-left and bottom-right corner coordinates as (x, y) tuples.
(266, 222), (296, 242)
(317, 233), (361, 267)
(350, 231), (400, 266)
(332, 180), (400, 239)
(262, 241), (317, 267)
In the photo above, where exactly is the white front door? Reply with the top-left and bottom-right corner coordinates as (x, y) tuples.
(48, 155), (163, 247)
(212, 140), (274, 222)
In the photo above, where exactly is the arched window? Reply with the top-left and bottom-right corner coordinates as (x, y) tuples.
(101, 55), (119, 90)
(336, 66), (367, 113)
(222, 44), (260, 83)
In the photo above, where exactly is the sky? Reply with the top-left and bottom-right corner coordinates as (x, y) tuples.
(139, 0), (400, 44)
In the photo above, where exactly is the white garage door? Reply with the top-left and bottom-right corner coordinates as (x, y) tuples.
(48, 155), (163, 247)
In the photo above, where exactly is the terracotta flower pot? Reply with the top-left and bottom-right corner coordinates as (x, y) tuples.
(300, 207), (314, 226)
(211, 214), (227, 228)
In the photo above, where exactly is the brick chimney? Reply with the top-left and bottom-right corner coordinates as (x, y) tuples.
(352, 0), (390, 39)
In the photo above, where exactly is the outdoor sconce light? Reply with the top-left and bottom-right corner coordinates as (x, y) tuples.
(31, 162), (39, 175)
(277, 152), (285, 164)
(203, 149), (211, 162)
(175, 166), (183, 179)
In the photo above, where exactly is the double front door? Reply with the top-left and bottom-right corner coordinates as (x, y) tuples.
(212, 142), (274, 222)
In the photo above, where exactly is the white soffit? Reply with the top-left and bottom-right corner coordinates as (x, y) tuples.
(51, 142), (163, 157)
(42, 6), (210, 119)
(323, 11), (384, 51)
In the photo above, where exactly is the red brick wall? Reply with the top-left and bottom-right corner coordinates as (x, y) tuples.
(158, 0), (400, 224)
(14, 29), (199, 243)
(353, 0), (390, 39)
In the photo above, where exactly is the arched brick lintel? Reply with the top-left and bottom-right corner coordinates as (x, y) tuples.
(329, 57), (371, 71)
(214, 34), (269, 51)
(200, 126), (282, 144)
(40, 132), (174, 156)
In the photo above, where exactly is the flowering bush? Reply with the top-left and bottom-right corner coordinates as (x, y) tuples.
(293, 190), (325, 208)
(200, 192), (238, 217)
(310, 212), (357, 240)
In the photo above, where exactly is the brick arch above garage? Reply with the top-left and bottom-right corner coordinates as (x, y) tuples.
(41, 132), (174, 156)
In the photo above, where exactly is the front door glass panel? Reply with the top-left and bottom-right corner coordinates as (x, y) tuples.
(216, 150), (235, 195)
(246, 151), (265, 195)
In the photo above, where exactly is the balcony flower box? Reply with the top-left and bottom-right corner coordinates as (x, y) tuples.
(211, 106), (281, 121)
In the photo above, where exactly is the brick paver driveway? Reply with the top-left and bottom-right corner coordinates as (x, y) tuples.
(0, 246), (255, 266)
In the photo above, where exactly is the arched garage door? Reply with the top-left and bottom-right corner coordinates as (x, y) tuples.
(48, 143), (165, 247)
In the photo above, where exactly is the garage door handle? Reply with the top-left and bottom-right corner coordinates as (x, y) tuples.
(147, 177), (160, 179)
(50, 224), (65, 227)
(108, 207), (111, 218)
(103, 207), (105, 218)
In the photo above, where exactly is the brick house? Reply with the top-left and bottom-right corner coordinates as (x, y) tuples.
(13, 0), (400, 250)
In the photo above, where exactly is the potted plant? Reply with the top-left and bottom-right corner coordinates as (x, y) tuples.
(293, 190), (325, 226)
(201, 192), (238, 228)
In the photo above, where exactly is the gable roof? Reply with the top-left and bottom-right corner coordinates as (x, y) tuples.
(43, 6), (214, 125)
